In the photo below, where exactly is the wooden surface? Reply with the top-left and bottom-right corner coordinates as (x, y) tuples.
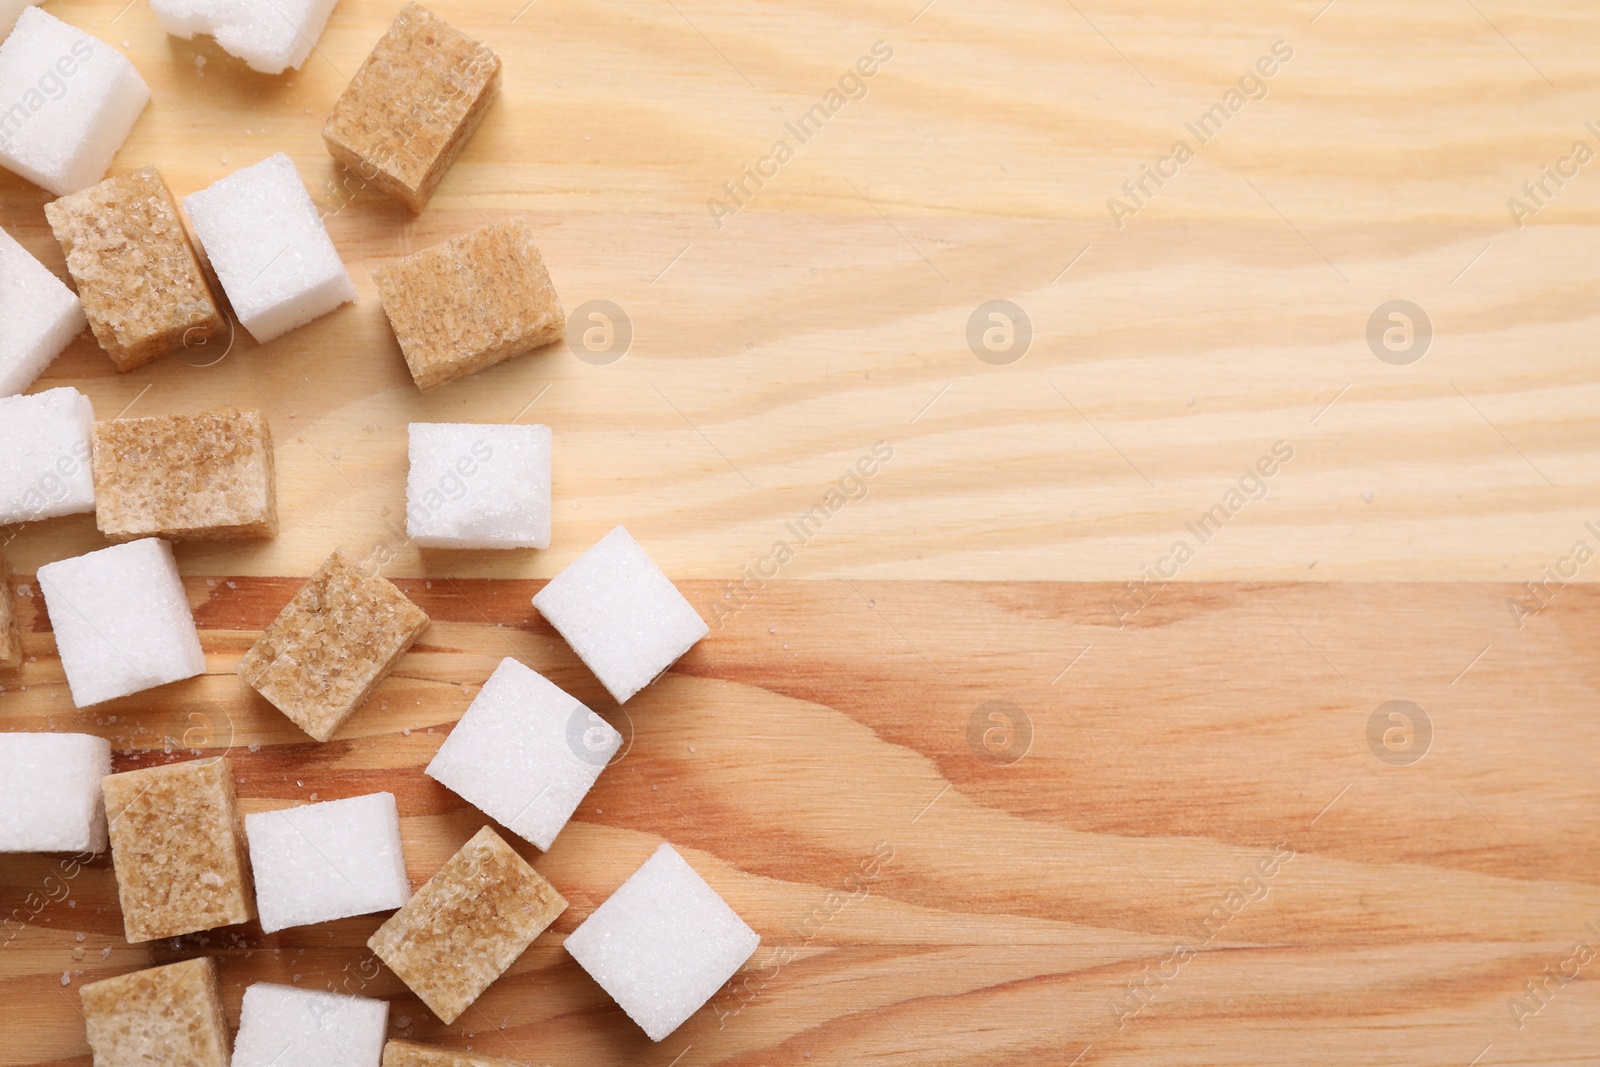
(3, 0), (1600, 1064)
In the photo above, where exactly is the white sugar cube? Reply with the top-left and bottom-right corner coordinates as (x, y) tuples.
(149, 0), (339, 75)
(246, 792), (410, 934)
(532, 525), (709, 704)
(0, 1), (42, 39)
(426, 658), (620, 851)
(565, 843), (759, 1041)
(407, 423), (552, 550)
(0, 227), (85, 396)
(0, 8), (150, 195)
(231, 983), (387, 1067)
(0, 387), (94, 525)
(0, 733), (112, 852)
(184, 153), (355, 344)
(37, 538), (205, 707)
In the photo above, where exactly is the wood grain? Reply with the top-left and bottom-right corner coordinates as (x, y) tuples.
(2, 576), (1598, 1065)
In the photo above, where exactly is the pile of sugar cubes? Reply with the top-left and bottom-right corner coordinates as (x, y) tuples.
(0, 0), (765, 1062)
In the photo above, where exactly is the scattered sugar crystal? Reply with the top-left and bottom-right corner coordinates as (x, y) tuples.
(246, 792), (410, 934)
(374, 217), (563, 391)
(564, 843), (759, 1041)
(44, 166), (225, 371)
(0, 386), (93, 525)
(427, 658), (618, 851)
(102, 757), (254, 943)
(80, 957), (229, 1067)
(37, 538), (205, 707)
(532, 525), (709, 704)
(0, 226), (84, 396)
(406, 423), (551, 550)
(183, 153), (356, 344)
(0, 549), (18, 670)
(149, 0), (340, 75)
(237, 550), (429, 742)
(322, 4), (501, 213)
(368, 826), (565, 1025)
(382, 1039), (525, 1067)
(0, 732), (111, 852)
(231, 983), (388, 1067)
(92, 409), (277, 541)
(0, 8), (150, 195)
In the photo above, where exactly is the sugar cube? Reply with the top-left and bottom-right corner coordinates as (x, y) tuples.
(246, 792), (410, 934)
(564, 843), (759, 1042)
(44, 165), (226, 371)
(0, 225), (84, 396)
(38, 538), (205, 707)
(426, 658), (619, 851)
(0, 1), (43, 39)
(0, 387), (94, 526)
(0, 549), (19, 670)
(81, 957), (230, 1067)
(407, 423), (551, 550)
(102, 757), (254, 943)
(92, 409), (277, 541)
(383, 1039), (527, 1067)
(183, 153), (356, 344)
(149, 0), (340, 76)
(0, 732), (111, 852)
(323, 4), (500, 213)
(532, 525), (709, 704)
(232, 983), (388, 1067)
(238, 550), (429, 742)
(0, 8), (150, 195)
(374, 217), (563, 391)
(368, 826), (566, 1024)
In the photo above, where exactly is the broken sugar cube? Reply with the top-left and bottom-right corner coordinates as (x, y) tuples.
(0, 386), (94, 526)
(37, 538), (206, 708)
(231, 983), (388, 1067)
(237, 550), (429, 742)
(91, 409), (277, 541)
(323, 4), (501, 213)
(0, 8), (150, 195)
(382, 1039), (527, 1067)
(44, 165), (226, 372)
(532, 525), (709, 704)
(374, 217), (563, 391)
(149, 0), (340, 75)
(368, 826), (566, 1025)
(0, 732), (112, 852)
(183, 153), (356, 344)
(0, 225), (85, 396)
(406, 422), (551, 550)
(564, 843), (760, 1042)
(102, 757), (254, 943)
(426, 658), (619, 851)
(80, 957), (230, 1067)
(246, 792), (410, 934)
(0, 548), (20, 670)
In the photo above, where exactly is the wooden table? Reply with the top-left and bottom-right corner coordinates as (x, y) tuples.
(3, 1), (1599, 1064)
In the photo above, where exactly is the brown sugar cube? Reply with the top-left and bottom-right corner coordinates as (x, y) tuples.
(91, 409), (277, 542)
(368, 826), (566, 1024)
(374, 217), (563, 391)
(0, 551), (20, 671)
(383, 1039), (528, 1067)
(80, 956), (230, 1067)
(323, 4), (501, 213)
(102, 757), (254, 943)
(238, 550), (430, 743)
(43, 166), (226, 372)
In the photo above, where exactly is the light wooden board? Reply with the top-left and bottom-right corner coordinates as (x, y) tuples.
(3, 0), (1600, 1064)
(1, 578), (1598, 1065)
